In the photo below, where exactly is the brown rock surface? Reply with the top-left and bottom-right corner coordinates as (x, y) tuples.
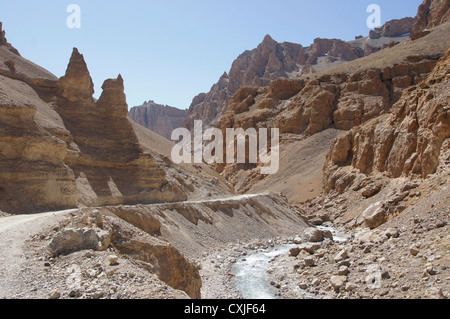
(324, 49), (450, 194)
(212, 17), (449, 203)
(0, 45), (234, 214)
(306, 38), (359, 65)
(381, 17), (415, 37)
(182, 35), (306, 130)
(55, 48), (187, 207)
(410, 0), (450, 40)
(370, 18), (414, 39)
(0, 73), (77, 213)
(128, 101), (188, 140)
(0, 22), (19, 56)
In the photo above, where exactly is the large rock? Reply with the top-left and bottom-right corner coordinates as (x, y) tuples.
(302, 227), (324, 243)
(306, 38), (359, 65)
(370, 18), (414, 39)
(362, 202), (387, 229)
(0, 22), (19, 55)
(57, 48), (95, 103)
(410, 0), (450, 40)
(48, 227), (110, 256)
(0, 74), (78, 213)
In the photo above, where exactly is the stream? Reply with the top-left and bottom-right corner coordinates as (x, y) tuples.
(231, 224), (350, 299)
(231, 244), (295, 299)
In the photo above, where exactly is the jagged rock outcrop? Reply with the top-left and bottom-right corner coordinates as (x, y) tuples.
(0, 44), (199, 214)
(306, 38), (361, 65)
(324, 49), (450, 193)
(0, 22), (20, 56)
(128, 101), (188, 140)
(56, 48), (187, 207)
(0, 22), (6, 46)
(410, 0), (450, 40)
(214, 34), (445, 196)
(369, 17), (414, 39)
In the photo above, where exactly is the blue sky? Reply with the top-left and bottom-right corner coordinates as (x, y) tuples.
(0, 0), (422, 110)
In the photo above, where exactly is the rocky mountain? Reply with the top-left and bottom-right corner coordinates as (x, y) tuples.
(213, 20), (449, 197)
(182, 18), (415, 131)
(128, 101), (187, 140)
(196, 0), (449, 299)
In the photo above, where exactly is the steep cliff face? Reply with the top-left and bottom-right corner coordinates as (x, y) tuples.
(0, 75), (78, 213)
(0, 37), (77, 213)
(369, 17), (414, 39)
(128, 101), (188, 140)
(324, 48), (450, 193)
(410, 0), (450, 40)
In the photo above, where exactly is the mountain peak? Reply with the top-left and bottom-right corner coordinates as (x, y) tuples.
(262, 34), (276, 44)
(58, 48), (95, 102)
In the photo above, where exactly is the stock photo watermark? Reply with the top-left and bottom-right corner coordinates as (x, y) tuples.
(66, 4), (81, 29)
(367, 4), (382, 29)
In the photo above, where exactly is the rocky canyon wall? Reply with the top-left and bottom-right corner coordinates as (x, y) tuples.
(324, 48), (450, 194)
(128, 101), (188, 140)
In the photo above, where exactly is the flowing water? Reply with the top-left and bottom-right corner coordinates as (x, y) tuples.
(231, 244), (295, 299)
(231, 224), (350, 299)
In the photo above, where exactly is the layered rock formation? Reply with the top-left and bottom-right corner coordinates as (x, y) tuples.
(183, 35), (306, 130)
(215, 53), (440, 189)
(1, 41), (233, 213)
(0, 77), (78, 213)
(54, 48), (186, 207)
(324, 48), (450, 193)
(410, 0), (450, 40)
(128, 101), (188, 140)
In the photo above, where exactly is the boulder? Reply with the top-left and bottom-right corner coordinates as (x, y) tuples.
(48, 227), (110, 256)
(334, 249), (349, 263)
(330, 276), (347, 291)
(298, 242), (322, 254)
(303, 227), (323, 243)
(362, 203), (387, 229)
